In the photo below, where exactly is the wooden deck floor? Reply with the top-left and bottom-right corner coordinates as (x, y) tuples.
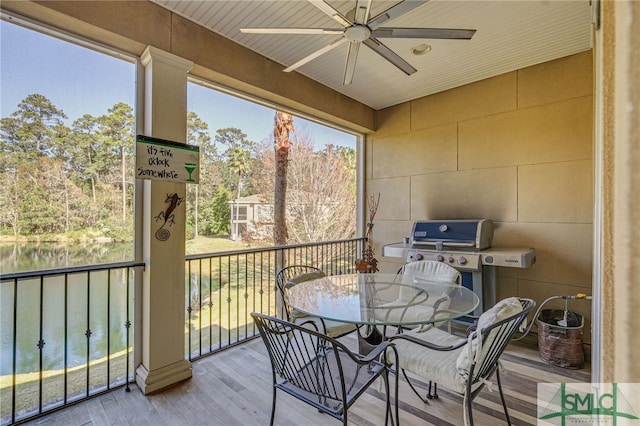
(23, 335), (590, 426)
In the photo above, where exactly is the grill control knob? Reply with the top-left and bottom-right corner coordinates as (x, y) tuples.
(448, 256), (455, 263)
(415, 253), (424, 260)
(458, 256), (468, 265)
(435, 254), (444, 262)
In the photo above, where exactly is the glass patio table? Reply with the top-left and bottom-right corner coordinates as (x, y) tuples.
(286, 273), (479, 351)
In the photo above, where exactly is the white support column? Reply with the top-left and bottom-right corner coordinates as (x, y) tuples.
(136, 46), (193, 394)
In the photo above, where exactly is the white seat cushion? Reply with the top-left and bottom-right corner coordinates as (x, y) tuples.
(455, 297), (523, 376)
(388, 327), (473, 394)
(476, 296), (523, 332)
(401, 261), (461, 285)
(285, 270), (326, 289)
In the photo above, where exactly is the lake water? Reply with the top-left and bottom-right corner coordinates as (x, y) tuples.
(0, 241), (134, 274)
(0, 241), (135, 376)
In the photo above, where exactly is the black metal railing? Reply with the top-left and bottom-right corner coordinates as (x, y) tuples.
(0, 238), (365, 424)
(0, 262), (143, 426)
(184, 238), (365, 360)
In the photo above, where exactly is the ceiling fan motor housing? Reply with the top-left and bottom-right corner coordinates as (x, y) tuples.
(345, 25), (371, 42)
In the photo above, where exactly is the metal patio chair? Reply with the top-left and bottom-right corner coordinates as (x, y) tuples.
(397, 259), (462, 284)
(388, 297), (535, 426)
(275, 265), (356, 338)
(380, 260), (463, 328)
(251, 313), (399, 426)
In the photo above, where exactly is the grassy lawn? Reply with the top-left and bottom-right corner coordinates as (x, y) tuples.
(185, 235), (268, 255)
(0, 234), (263, 253)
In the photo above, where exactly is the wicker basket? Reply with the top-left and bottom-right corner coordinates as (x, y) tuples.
(536, 309), (584, 369)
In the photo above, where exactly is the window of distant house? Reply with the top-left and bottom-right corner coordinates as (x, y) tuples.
(233, 206), (248, 221)
(0, 16), (137, 272)
(185, 79), (358, 246)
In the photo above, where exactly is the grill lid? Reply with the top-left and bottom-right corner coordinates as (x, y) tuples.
(411, 219), (493, 250)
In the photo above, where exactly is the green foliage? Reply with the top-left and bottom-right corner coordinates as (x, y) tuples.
(188, 111), (216, 163)
(214, 127), (256, 194)
(99, 217), (134, 242)
(0, 94), (134, 240)
(8, 93), (68, 158)
(0, 93), (356, 247)
(200, 186), (232, 235)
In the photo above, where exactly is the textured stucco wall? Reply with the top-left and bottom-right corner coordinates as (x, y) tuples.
(368, 51), (595, 342)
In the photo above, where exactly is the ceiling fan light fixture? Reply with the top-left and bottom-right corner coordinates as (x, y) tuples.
(344, 25), (371, 42)
(412, 43), (432, 56)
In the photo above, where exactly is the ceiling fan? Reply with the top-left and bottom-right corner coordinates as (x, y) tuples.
(240, 0), (476, 85)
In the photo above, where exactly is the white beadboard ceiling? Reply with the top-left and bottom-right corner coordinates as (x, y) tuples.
(151, 0), (593, 110)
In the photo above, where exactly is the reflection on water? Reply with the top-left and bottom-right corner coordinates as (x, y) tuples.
(0, 241), (133, 274)
(0, 242), (134, 376)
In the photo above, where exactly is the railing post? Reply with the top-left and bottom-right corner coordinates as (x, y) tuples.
(275, 247), (286, 319)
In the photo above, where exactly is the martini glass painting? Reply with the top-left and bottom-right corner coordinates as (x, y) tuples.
(184, 163), (196, 182)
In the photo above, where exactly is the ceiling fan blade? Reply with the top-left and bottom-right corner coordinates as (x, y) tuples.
(343, 41), (361, 85)
(283, 38), (348, 72)
(363, 37), (417, 76)
(372, 27), (476, 40)
(354, 0), (373, 25)
(308, 0), (352, 27)
(241, 28), (344, 35)
(367, 0), (430, 30)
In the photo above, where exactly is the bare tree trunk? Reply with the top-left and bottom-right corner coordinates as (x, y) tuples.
(87, 148), (96, 205)
(64, 176), (70, 232)
(274, 146), (288, 245)
(273, 111), (294, 246)
(121, 146), (126, 222)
